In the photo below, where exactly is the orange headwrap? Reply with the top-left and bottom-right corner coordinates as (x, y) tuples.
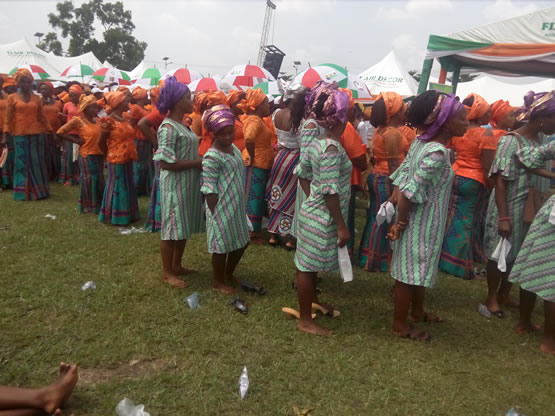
(117, 86), (131, 95)
(79, 94), (98, 114)
(132, 86), (148, 101)
(194, 91), (226, 114)
(377, 91), (403, 122)
(37, 81), (54, 93)
(14, 68), (33, 84)
(104, 91), (126, 113)
(237, 88), (266, 114)
(2, 76), (16, 87)
(226, 90), (246, 107)
(149, 87), (160, 106)
(490, 99), (513, 128)
(68, 84), (83, 96)
(464, 93), (490, 121)
(58, 91), (70, 104)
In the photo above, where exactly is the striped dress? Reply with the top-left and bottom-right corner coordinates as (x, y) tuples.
(201, 146), (250, 253)
(508, 141), (555, 301)
(390, 140), (454, 288)
(153, 118), (204, 241)
(483, 133), (540, 264)
(295, 138), (352, 273)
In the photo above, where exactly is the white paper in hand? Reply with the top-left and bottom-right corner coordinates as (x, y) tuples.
(337, 245), (353, 283)
(491, 238), (512, 272)
(376, 201), (396, 226)
(549, 203), (555, 226)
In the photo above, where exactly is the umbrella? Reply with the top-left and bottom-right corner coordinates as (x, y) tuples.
(253, 80), (282, 98)
(293, 63), (371, 99)
(188, 78), (220, 93)
(9, 64), (50, 81)
(163, 68), (202, 85)
(60, 64), (94, 81)
(91, 67), (132, 86)
(221, 64), (275, 90)
(135, 67), (163, 87)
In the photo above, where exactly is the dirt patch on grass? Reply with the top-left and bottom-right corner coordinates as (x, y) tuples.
(79, 358), (173, 385)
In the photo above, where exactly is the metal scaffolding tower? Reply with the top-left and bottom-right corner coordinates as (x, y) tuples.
(257, 0), (276, 66)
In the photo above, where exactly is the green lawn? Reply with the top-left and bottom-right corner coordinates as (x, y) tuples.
(0, 183), (553, 416)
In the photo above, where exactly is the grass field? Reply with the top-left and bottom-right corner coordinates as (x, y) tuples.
(1, 183), (554, 416)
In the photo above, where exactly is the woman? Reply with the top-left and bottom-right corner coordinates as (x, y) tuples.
(98, 91), (140, 225)
(59, 83), (82, 185)
(57, 95), (106, 214)
(226, 90), (247, 151)
(195, 91), (227, 156)
(294, 82), (352, 336)
(153, 77), (204, 288)
(388, 91), (468, 341)
(0, 76), (17, 188)
(128, 86), (153, 196)
(2, 69), (53, 201)
(480, 99), (516, 173)
(483, 91), (555, 317)
(359, 91), (406, 272)
(38, 81), (63, 181)
(239, 88), (273, 240)
(265, 87), (306, 249)
(439, 93), (491, 279)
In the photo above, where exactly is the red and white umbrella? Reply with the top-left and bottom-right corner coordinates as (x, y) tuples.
(91, 67), (132, 86)
(163, 68), (202, 85)
(9, 64), (50, 81)
(187, 78), (220, 93)
(221, 64), (275, 90)
(60, 64), (94, 81)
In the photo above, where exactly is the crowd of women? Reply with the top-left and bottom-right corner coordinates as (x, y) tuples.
(1, 67), (554, 354)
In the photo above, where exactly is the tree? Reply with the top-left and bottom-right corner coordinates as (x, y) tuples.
(41, 0), (147, 70)
(408, 70), (421, 83)
(37, 32), (63, 56)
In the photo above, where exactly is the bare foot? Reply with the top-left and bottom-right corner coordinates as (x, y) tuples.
(514, 322), (542, 335)
(539, 343), (555, 355)
(498, 295), (519, 308)
(162, 273), (188, 288)
(296, 320), (333, 336)
(393, 327), (431, 341)
(173, 265), (197, 276)
(213, 282), (235, 295)
(409, 312), (444, 323)
(41, 364), (79, 414)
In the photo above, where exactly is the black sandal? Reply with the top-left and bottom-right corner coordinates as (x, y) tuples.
(230, 297), (248, 314)
(240, 280), (266, 296)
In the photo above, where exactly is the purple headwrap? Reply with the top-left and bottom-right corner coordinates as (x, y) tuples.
(418, 93), (464, 141)
(157, 76), (189, 114)
(305, 81), (349, 130)
(203, 104), (235, 133)
(515, 90), (555, 123)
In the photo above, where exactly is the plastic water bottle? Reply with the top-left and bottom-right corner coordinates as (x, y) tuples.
(239, 366), (249, 399)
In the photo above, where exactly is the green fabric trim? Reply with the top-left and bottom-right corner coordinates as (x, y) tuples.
(427, 35), (492, 52)
(320, 63), (349, 77)
(418, 59), (433, 94)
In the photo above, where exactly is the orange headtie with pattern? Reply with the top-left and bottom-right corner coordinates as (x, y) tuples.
(132, 86), (148, 101)
(489, 100), (513, 127)
(237, 88), (266, 114)
(464, 93), (490, 121)
(377, 91), (403, 122)
(105, 91), (126, 113)
(14, 68), (33, 84)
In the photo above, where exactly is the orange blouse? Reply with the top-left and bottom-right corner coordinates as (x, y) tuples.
(372, 126), (407, 175)
(0, 98), (7, 133)
(451, 127), (487, 185)
(126, 104), (149, 140)
(63, 102), (80, 134)
(480, 128), (506, 151)
(233, 118), (245, 152)
(43, 99), (62, 133)
(3, 93), (50, 136)
(198, 124), (213, 156)
(106, 120), (138, 164)
(57, 116), (104, 157)
(340, 122), (367, 186)
(399, 126), (416, 152)
(190, 112), (202, 137)
(243, 115), (274, 170)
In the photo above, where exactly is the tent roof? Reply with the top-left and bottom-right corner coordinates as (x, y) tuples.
(424, 6), (555, 77)
(358, 50), (418, 97)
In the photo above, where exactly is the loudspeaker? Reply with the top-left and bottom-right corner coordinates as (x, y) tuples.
(262, 45), (285, 79)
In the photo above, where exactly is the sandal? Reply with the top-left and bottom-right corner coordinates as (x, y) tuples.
(394, 327), (431, 342)
(268, 235), (281, 247)
(409, 312), (444, 323)
(488, 308), (505, 319)
(281, 307), (316, 320)
(240, 280), (266, 296)
(285, 240), (296, 251)
(230, 297), (248, 314)
(311, 303), (340, 318)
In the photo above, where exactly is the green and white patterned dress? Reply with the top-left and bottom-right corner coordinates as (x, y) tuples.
(295, 137), (352, 273)
(153, 118), (204, 241)
(509, 142), (555, 302)
(483, 133), (541, 264)
(390, 140), (454, 288)
(201, 145), (250, 254)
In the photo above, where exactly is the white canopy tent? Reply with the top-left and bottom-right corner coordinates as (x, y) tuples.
(358, 50), (418, 97)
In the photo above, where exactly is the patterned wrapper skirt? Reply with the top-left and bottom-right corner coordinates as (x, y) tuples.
(439, 175), (486, 279)
(265, 147), (299, 237)
(44, 133), (60, 181)
(144, 161), (161, 232)
(58, 140), (79, 185)
(359, 173), (392, 272)
(509, 196), (555, 302)
(1, 135), (14, 187)
(78, 154), (105, 214)
(98, 162), (140, 225)
(12, 135), (50, 201)
(245, 166), (269, 232)
(133, 139), (154, 196)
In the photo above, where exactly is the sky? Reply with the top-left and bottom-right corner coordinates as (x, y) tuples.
(0, 0), (548, 77)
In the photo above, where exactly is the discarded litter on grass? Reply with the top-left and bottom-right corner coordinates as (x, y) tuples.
(119, 227), (147, 235)
(337, 245), (353, 283)
(506, 408), (526, 416)
(81, 281), (96, 291)
(478, 304), (492, 319)
(115, 398), (151, 416)
(185, 292), (200, 310)
(239, 366), (249, 399)
(44, 214), (56, 220)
